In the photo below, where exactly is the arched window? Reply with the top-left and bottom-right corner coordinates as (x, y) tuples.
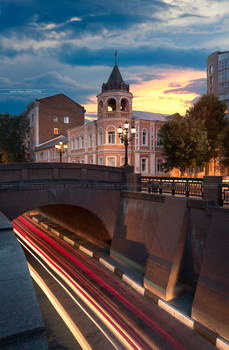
(98, 129), (103, 145)
(107, 98), (116, 111)
(120, 98), (128, 111)
(98, 100), (103, 114)
(106, 126), (116, 144)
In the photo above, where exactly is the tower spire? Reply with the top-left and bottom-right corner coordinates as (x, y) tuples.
(115, 51), (117, 65)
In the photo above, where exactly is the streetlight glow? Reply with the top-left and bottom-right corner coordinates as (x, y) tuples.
(55, 140), (68, 163)
(118, 121), (136, 166)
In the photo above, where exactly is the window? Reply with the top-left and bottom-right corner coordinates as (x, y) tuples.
(81, 159), (84, 164)
(89, 135), (92, 147)
(157, 159), (164, 172)
(107, 157), (115, 167)
(77, 138), (80, 149)
(71, 139), (75, 150)
(54, 128), (58, 135)
(81, 136), (84, 148)
(108, 131), (115, 144)
(142, 130), (148, 145)
(210, 64), (214, 74)
(64, 116), (69, 124)
(99, 132), (103, 145)
(156, 130), (162, 146)
(53, 115), (58, 122)
(98, 157), (103, 165)
(90, 159), (93, 164)
(141, 158), (147, 172)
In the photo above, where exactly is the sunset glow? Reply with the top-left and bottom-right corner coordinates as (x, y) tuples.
(84, 68), (206, 120)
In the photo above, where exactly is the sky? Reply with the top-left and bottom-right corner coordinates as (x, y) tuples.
(0, 0), (229, 121)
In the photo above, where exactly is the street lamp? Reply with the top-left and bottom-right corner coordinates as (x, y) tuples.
(55, 140), (68, 163)
(118, 121), (136, 166)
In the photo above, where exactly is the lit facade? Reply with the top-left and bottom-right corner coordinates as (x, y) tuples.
(207, 51), (229, 114)
(66, 64), (172, 176)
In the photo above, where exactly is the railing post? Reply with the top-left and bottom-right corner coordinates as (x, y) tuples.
(186, 180), (189, 197)
(148, 180), (151, 193)
(203, 176), (223, 206)
(159, 179), (163, 194)
(171, 179), (175, 196)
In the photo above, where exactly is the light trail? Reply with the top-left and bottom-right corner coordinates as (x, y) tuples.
(14, 226), (146, 350)
(29, 264), (93, 350)
(14, 217), (150, 349)
(13, 215), (188, 350)
(17, 215), (186, 350)
(18, 236), (121, 350)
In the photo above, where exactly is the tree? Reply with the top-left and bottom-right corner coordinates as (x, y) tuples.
(186, 93), (227, 173)
(0, 113), (30, 163)
(159, 113), (209, 176)
(219, 121), (229, 172)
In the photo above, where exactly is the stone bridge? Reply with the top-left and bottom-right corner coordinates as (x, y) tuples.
(0, 163), (229, 346)
(0, 163), (136, 243)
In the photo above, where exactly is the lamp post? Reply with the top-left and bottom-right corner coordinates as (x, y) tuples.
(55, 140), (68, 163)
(118, 121), (136, 166)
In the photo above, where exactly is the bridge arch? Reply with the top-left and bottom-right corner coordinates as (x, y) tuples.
(0, 183), (121, 243)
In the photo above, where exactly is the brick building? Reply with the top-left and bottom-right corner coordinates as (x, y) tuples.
(23, 94), (85, 161)
(34, 64), (174, 176)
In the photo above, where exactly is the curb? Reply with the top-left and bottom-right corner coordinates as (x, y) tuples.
(30, 215), (229, 350)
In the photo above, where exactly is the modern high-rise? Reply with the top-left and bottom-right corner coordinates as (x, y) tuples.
(207, 51), (229, 113)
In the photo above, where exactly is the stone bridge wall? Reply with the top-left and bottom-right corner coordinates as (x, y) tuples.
(110, 191), (229, 341)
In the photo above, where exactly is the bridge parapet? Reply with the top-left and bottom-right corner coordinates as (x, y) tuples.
(0, 163), (126, 184)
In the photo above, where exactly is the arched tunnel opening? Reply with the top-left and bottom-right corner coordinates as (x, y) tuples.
(28, 204), (112, 250)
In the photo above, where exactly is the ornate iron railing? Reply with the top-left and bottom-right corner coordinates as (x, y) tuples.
(139, 176), (203, 198)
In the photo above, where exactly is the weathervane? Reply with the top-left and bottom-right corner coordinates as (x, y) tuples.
(115, 51), (117, 65)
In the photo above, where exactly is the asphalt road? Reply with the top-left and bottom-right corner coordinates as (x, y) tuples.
(13, 215), (216, 350)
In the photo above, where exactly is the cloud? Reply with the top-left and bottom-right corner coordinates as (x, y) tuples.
(163, 78), (206, 95)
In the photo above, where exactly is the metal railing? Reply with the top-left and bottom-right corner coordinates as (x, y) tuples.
(219, 183), (229, 205)
(139, 176), (203, 198)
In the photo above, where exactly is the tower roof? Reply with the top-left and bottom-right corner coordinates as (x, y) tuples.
(102, 64), (129, 93)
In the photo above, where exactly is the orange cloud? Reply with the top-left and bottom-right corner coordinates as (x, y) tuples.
(132, 69), (206, 115)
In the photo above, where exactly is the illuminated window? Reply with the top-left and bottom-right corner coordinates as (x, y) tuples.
(64, 116), (69, 124)
(53, 115), (58, 122)
(54, 128), (58, 135)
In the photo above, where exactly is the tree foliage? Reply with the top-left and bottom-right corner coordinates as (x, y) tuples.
(159, 94), (227, 176)
(186, 93), (227, 161)
(159, 113), (209, 176)
(219, 122), (229, 167)
(0, 113), (30, 163)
